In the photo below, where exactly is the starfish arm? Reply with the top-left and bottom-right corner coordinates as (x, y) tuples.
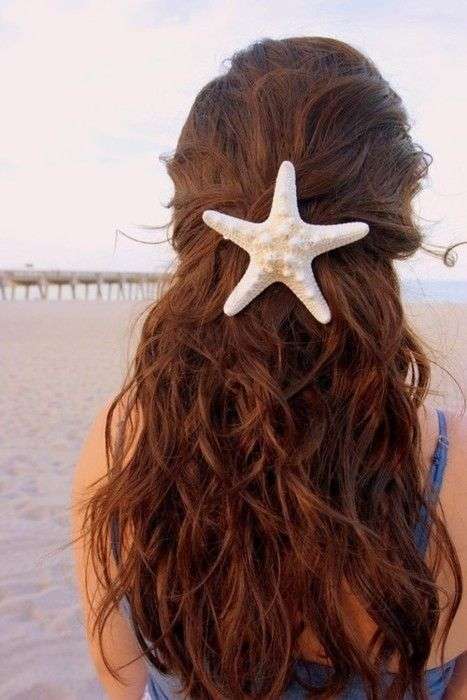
(202, 210), (260, 254)
(224, 261), (273, 316)
(299, 221), (370, 256)
(283, 262), (332, 324)
(269, 160), (300, 221)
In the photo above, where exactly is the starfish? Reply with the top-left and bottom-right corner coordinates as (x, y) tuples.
(202, 160), (369, 323)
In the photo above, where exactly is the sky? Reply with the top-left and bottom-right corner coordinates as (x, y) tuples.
(0, 0), (466, 280)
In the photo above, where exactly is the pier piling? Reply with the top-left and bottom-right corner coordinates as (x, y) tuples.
(0, 269), (172, 302)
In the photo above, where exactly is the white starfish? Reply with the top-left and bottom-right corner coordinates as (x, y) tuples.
(202, 160), (369, 323)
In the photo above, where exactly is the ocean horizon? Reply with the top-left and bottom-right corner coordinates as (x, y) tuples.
(401, 278), (467, 303)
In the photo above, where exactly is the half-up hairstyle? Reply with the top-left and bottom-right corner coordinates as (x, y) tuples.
(81, 36), (462, 699)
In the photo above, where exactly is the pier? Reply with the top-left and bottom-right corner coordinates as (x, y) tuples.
(0, 269), (172, 301)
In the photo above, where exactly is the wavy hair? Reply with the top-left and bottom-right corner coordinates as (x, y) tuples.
(81, 37), (463, 699)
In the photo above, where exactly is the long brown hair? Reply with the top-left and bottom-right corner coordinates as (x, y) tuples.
(81, 37), (463, 699)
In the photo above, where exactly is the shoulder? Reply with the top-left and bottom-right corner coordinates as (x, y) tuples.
(441, 408), (467, 538)
(71, 398), (116, 496)
(443, 408), (467, 510)
(446, 408), (467, 457)
(440, 407), (467, 569)
(430, 408), (467, 661)
(419, 405), (467, 497)
(71, 395), (133, 502)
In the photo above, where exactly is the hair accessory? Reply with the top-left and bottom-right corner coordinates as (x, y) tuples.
(202, 160), (369, 323)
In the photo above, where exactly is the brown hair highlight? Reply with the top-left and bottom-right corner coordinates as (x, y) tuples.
(80, 37), (462, 699)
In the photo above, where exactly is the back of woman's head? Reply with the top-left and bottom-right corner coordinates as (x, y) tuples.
(84, 36), (461, 699)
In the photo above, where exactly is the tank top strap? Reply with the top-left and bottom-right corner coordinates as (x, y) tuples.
(430, 408), (449, 493)
(413, 408), (449, 556)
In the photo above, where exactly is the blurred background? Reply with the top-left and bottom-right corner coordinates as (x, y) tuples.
(0, 1), (466, 698)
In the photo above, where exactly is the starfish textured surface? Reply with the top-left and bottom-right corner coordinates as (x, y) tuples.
(202, 160), (370, 323)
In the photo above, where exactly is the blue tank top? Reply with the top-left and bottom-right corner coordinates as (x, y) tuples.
(114, 408), (458, 699)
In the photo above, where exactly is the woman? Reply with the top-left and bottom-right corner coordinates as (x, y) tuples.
(71, 37), (467, 699)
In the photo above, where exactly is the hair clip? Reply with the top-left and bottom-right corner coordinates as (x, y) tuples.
(202, 160), (369, 323)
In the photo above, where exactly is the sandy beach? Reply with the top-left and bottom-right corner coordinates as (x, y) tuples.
(0, 298), (466, 699)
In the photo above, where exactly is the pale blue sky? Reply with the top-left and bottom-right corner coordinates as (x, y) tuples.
(0, 0), (466, 279)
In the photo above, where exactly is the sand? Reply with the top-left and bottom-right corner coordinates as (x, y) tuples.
(0, 299), (466, 699)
